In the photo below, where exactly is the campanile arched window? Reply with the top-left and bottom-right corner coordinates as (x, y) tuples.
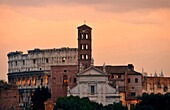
(63, 75), (68, 85)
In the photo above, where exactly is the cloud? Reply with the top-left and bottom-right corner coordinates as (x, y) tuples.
(0, 0), (170, 12)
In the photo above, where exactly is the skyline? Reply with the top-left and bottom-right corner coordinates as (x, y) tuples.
(1, 0), (170, 81)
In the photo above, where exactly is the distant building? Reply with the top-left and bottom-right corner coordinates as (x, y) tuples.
(142, 76), (170, 94)
(142, 69), (170, 95)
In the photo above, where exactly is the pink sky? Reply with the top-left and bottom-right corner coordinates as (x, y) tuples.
(0, 0), (170, 81)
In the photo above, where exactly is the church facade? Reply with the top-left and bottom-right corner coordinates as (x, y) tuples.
(68, 62), (120, 105)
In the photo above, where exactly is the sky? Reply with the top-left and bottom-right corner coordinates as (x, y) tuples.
(0, 0), (170, 81)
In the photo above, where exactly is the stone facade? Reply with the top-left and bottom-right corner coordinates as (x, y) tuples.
(7, 47), (78, 107)
(0, 81), (22, 110)
(142, 77), (170, 94)
(7, 48), (77, 73)
(68, 65), (120, 105)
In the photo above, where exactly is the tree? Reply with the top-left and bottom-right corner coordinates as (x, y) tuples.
(31, 86), (51, 110)
(54, 95), (127, 110)
(104, 102), (127, 110)
(135, 93), (170, 110)
(54, 95), (104, 110)
(0, 80), (8, 84)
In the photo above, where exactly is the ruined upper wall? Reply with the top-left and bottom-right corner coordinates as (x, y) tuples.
(7, 47), (78, 73)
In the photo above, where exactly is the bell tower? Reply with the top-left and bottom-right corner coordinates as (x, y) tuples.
(77, 24), (92, 70)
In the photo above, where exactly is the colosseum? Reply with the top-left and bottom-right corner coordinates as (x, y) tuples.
(7, 47), (78, 107)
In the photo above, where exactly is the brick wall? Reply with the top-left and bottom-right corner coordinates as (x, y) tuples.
(51, 65), (78, 102)
(0, 82), (21, 110)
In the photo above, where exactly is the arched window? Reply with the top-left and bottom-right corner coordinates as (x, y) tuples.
(62, 57), (66, 62)
(81, 54), (84, 59)
(63, 75), (68, 85)
(27, 76), (31, 86)
(158, 79), (160, 85)
(45, 76), (48, 85)
(86, 34), (88, 39)
(22, 77), (25, 86)
(86, 45), (88, 49)
(40, 76), (43, 85)
(164, 87), (168, 92)
(18, 77), (21, 86)
(32, 76), (36, 86)
(81, 34), (84, 39)
(86, 55), (88, 59)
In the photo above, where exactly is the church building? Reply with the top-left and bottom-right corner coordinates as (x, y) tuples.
(68, 59), (121, 105)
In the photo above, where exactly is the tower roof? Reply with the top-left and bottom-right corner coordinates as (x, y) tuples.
(77, 24), (92, 29)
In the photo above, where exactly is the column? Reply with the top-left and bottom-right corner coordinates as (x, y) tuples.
(36, 76), (39, 86)
(13, 77), (15, 84)
(19, 94), (22, 105)
(23, 92), (25, 105)
(21, 77), (23, 87)
(16, 77), (18, 86)
(30, 76), (32, 86)
(48, 76), (50, 86)
(25, 76), (27, 86)
(43, 75), (45, 86)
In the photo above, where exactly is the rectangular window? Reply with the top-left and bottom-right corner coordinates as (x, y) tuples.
(91, 86), (95, 95)
(116, 74), (121, 78)
(74, 78), (76, 83)
(135, 78), (138, 83)
(23, 60), (25, 65)
(33, 59), (36, 64)
(131, 92), (136, 96)
(128, 78), (130, 83)
(46, 58), (49, 63)
(15, 61), (17, 65)
(53, 78), (56, 84)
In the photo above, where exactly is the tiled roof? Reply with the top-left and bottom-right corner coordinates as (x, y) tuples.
(127, 71), (142, 75)
(95, 66), (129, 74)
